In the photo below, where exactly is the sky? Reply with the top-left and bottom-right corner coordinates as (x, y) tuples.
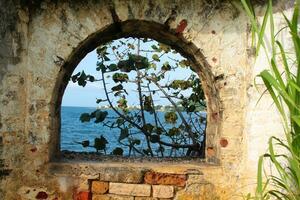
(62, 38), (196, 107)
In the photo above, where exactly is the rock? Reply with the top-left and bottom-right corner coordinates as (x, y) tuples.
(144, 171), (187, 187)
(109, 183), (151, 197)
(152, 185), (174, 198)
(91, 181), (109, 194)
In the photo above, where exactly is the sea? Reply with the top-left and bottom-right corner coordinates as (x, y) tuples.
(61, 106), (206, 156)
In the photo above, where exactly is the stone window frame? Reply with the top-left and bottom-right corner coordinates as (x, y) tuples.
(49, 20), (222, 164)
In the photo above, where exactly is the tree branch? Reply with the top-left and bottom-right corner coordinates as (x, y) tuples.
(147, 75), (197, 144)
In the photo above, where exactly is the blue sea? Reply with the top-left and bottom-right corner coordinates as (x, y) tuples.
(61, 106), (206, 156)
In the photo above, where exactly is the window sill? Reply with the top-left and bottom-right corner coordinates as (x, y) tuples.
(48, 152), (221, 177)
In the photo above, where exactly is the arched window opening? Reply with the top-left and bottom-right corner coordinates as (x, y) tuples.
(61, 37), (207, 158)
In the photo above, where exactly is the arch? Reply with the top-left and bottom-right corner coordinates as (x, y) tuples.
(50, 20), (221, 162)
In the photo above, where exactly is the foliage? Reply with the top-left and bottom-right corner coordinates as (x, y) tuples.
(241, 0), (300, 199)
(71, 37), (207, 157)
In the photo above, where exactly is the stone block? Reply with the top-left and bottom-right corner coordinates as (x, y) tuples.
(99, 167), (146, 183)
(152, 185), (174, 199)
(92, 181), (109, 194)
(109, 183), (151, 197)
(134, 197), (158, 200)
(144, 171), (187, 187)
(92, 194), (134, 200)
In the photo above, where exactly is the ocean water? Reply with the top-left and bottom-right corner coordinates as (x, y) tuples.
(61, 106), (206, 156)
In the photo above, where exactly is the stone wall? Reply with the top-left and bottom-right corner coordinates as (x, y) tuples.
(0, 0), (293, 199)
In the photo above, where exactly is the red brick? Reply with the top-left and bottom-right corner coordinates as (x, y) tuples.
(73, 191), (90, 200)
(144, 171), (187, 187)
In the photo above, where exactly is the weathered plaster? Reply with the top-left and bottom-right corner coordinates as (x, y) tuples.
(0, 0), (292, 199)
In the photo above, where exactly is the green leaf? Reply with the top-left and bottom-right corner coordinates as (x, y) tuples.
(111, 84), (123, 91)
(150, 134), (160, 143)
(116, 118), (125, 125)
(129, 54), (150, 70)
(71, 72), (80, 82)
(179, 60), (189, 67)
(132, 139), (141, 145)
(154, 127), (163, 135)
(256, 155), (264, 195)
(150, 63), (157, 70)
(152, 54), (160, 62)
(142, 123), (154, 133)
(96, 99), (104, 104)
(143, 149), (151, 155)
(94, 135), (108, 151)
(117, 60), (134, 72)
(94, 110), (108, 123)
(103, 55), (110, 61)
(77, 71), (87, 87)
(143, 96), (154, 114)
(80, 113), (90, 122)
(187, 105), (196, 113)
(151, 45), (161, 52)
(168, 127), (180, 136)
(292, 115), (300, 127)
(119, 128), (129, 141)
(164, 112), (178, 124)
(96, 46), (107, 56)
(81, 140), (90, 147)
(117, 97), (128, 109)
(87, 75), (95, 82)
(162, 62), (171, 71)
(127, 43), (135, 50)
(158, 43), (171, 53)
(112, 147), (123, 155)
(169, 80), (192, 90)
(291, 135), (300, 156)
(112, 73), (129, 83)
(96, 62), (106, 72)
(108, 64), (118, 71)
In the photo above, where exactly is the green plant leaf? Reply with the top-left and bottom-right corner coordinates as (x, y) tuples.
(77, 71), (87, 87)
(81, 140), (90, 147)
(150, 134), (160, 143)
(108, 64), (118, 71)
(142, 123), (154, 133)
(112, 73), (129, 83)
(164, 112), (178, 124)
(94, 135), (108, 151)
(151, 45), (161, 52)
(80, 113), (91, 122)
(162, 62), (171, 71)
(112, 147), (123, 155)
(152, 54), (160, 62)
(112, 84), (123, 91)
(168, 127), (180, 136)
(94, 110), (108, 123)
(158, 43), (171, 53)
(71, 72), (80, 82)
(96, 62), (106, 72)
(119, 128), (129, 141)
(132, 139), (141, 145)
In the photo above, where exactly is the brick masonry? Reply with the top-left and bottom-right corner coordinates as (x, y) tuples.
(88, 171), (182, 199)
(152, 185), (174, 198)
(91, 181), (109, 194)
(144, 171), (187, 187)
(109, 183), (151, 197)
